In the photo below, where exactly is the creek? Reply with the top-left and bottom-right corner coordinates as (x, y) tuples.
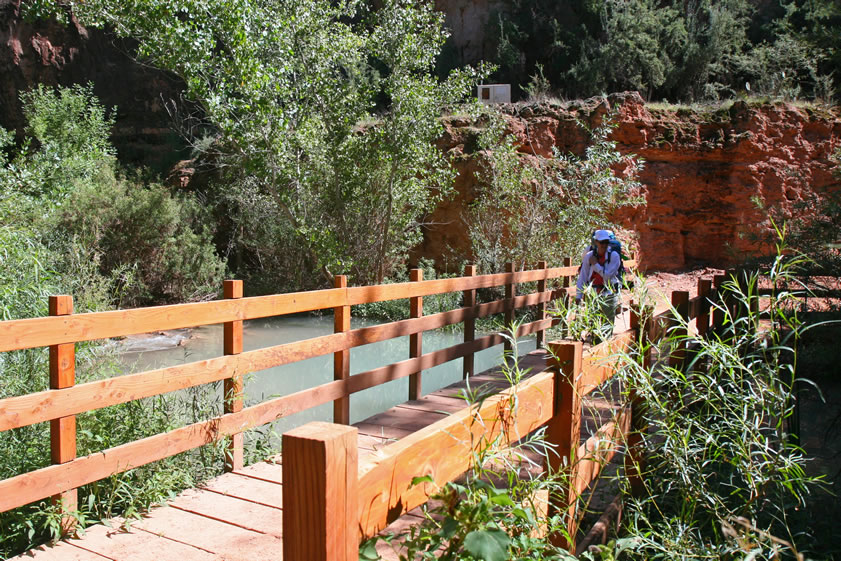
(119, 314), (534, 436)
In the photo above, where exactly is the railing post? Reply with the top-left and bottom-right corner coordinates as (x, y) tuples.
(669, 291), (690, 370)
(546, 340), (583, 551)
(560, 257), (572, 339)
(712, 274), (727, 332)
(334, 275), (350, 424)
(696, 278), (712, 338)
(223, 280), (244, 472)
(49, 295), (77, 534)
(504, 262), (516, 357)
(463, 264), (477, 379)
(283, 422), (358, 561)
(562, 257), (572, 288)
(626, 304), (646, 496)
(409, 268), (423, 401)
(536, 260), (548, 349)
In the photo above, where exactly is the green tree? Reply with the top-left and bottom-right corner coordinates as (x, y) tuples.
(466, 107), (643, 272)
(38, 0), (483, 288)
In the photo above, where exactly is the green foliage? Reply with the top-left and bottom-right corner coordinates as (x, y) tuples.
(466, 107), (643, 273)
(1, 84), (225, 307)
(47, 0), (485, 289)
(610, 235), (823, 558)
(482, 0), (836, 103)
(54, 169), (225, 305)
(0, 86), (228, 557)
(16, 84), (115, 199)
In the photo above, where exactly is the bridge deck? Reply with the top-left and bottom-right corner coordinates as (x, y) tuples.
(14, 348), (623, 561)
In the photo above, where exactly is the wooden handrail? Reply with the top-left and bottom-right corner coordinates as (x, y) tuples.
(1, 260), (607, 516)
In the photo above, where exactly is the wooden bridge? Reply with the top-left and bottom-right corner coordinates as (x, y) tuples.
(1, 260), (731, 560)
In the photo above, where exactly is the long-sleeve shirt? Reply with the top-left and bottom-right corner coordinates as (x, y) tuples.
(576, 249), (621, 300)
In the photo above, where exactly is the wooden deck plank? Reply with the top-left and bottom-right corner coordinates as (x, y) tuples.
(66, 523), (216, 561)
(361, 408), (449, 432)
(168, 489), (283, 537)
(200, 472), (283, 509)
(131, 505), (283, 561)
(354, 422), (414, 440)
(231, 460), (282, 484)
(397, 394), (470, 414)
(10, 542), (112, 561)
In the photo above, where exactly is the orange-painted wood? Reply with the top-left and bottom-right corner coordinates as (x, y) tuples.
(536, 261), (548, 348)
(713, 274), (728, 329)
(504, 263), (516, 356)
(463, 264), (477, 379)
(546, 340), (583, 551)
(0, 288), (349, 352)
(578, 329), (636, 396)
(696, 278), (712, 337)
(357, 370), (555, 538)
(562, 257), (572, 287)
(409, 269), (423, 401)
(48, 295), (77, 527)
(223, 280), (244, 472)
(1, 262), (633, 353)
(669, 291), (690, 369)
(333, 275), (351, 425)
(283, 422), (358, 561)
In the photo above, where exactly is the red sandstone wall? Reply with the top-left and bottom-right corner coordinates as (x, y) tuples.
(419, 92), (841, 271)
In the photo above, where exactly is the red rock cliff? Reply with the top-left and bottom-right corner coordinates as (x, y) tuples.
(420, 92), (841, 271)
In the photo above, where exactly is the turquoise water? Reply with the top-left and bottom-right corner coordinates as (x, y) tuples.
(119, 314), (535, 435)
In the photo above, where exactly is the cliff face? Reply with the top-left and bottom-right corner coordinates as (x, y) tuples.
(421, 93), (841, 271)
(0, 0), (186, 171)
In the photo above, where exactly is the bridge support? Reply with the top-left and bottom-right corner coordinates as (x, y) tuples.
(283, 422), (359, 561)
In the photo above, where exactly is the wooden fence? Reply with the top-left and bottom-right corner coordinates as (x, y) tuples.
(281, 274), (740, 560)
(1, 260), (646, 519)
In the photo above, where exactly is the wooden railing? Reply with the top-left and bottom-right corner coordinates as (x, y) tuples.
(0, 260), (643, 518)
(280, 273), (741, 560)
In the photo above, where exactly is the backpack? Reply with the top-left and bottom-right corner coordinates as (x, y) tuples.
(585, 230), (626, 284)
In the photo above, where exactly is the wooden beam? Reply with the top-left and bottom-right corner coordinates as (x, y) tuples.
(536, 261), (547, 349)
(357, 370), (556, 538)
(223, 280), (244, 472)
(49, 295), (76, 533)
(669, 291), (690, 369)
(546, 340), (583, 551)
(409, 269), (423, 401)
(463, 264), (477, 379)
(696, 278), (712, 337)
(333, 275), (350, 425)
(504, 262), (516, 357)
(283, 422), (358, 561)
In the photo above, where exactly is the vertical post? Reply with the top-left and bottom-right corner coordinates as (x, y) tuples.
(333, 275), (350, 424)
(546, 340), (583, 551)
(696, 278), (712, 338)
(712, 274), (727, 331)
(49, 295), (77, 533)
(625, 304), (646, 496)
(463, 264), (477, 380)
(560, 258), (573, 339)
(409, 269), (423, 401)
(504, 262), (516, 357)
(669, 291), (689, 370)
(283, 422), (358, 561)
(536, 260), (548, 349)
(562, 257), (572, 288)
(223, 280), (244, 472)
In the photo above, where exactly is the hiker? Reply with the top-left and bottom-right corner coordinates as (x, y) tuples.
(576, 229), (622, 341)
